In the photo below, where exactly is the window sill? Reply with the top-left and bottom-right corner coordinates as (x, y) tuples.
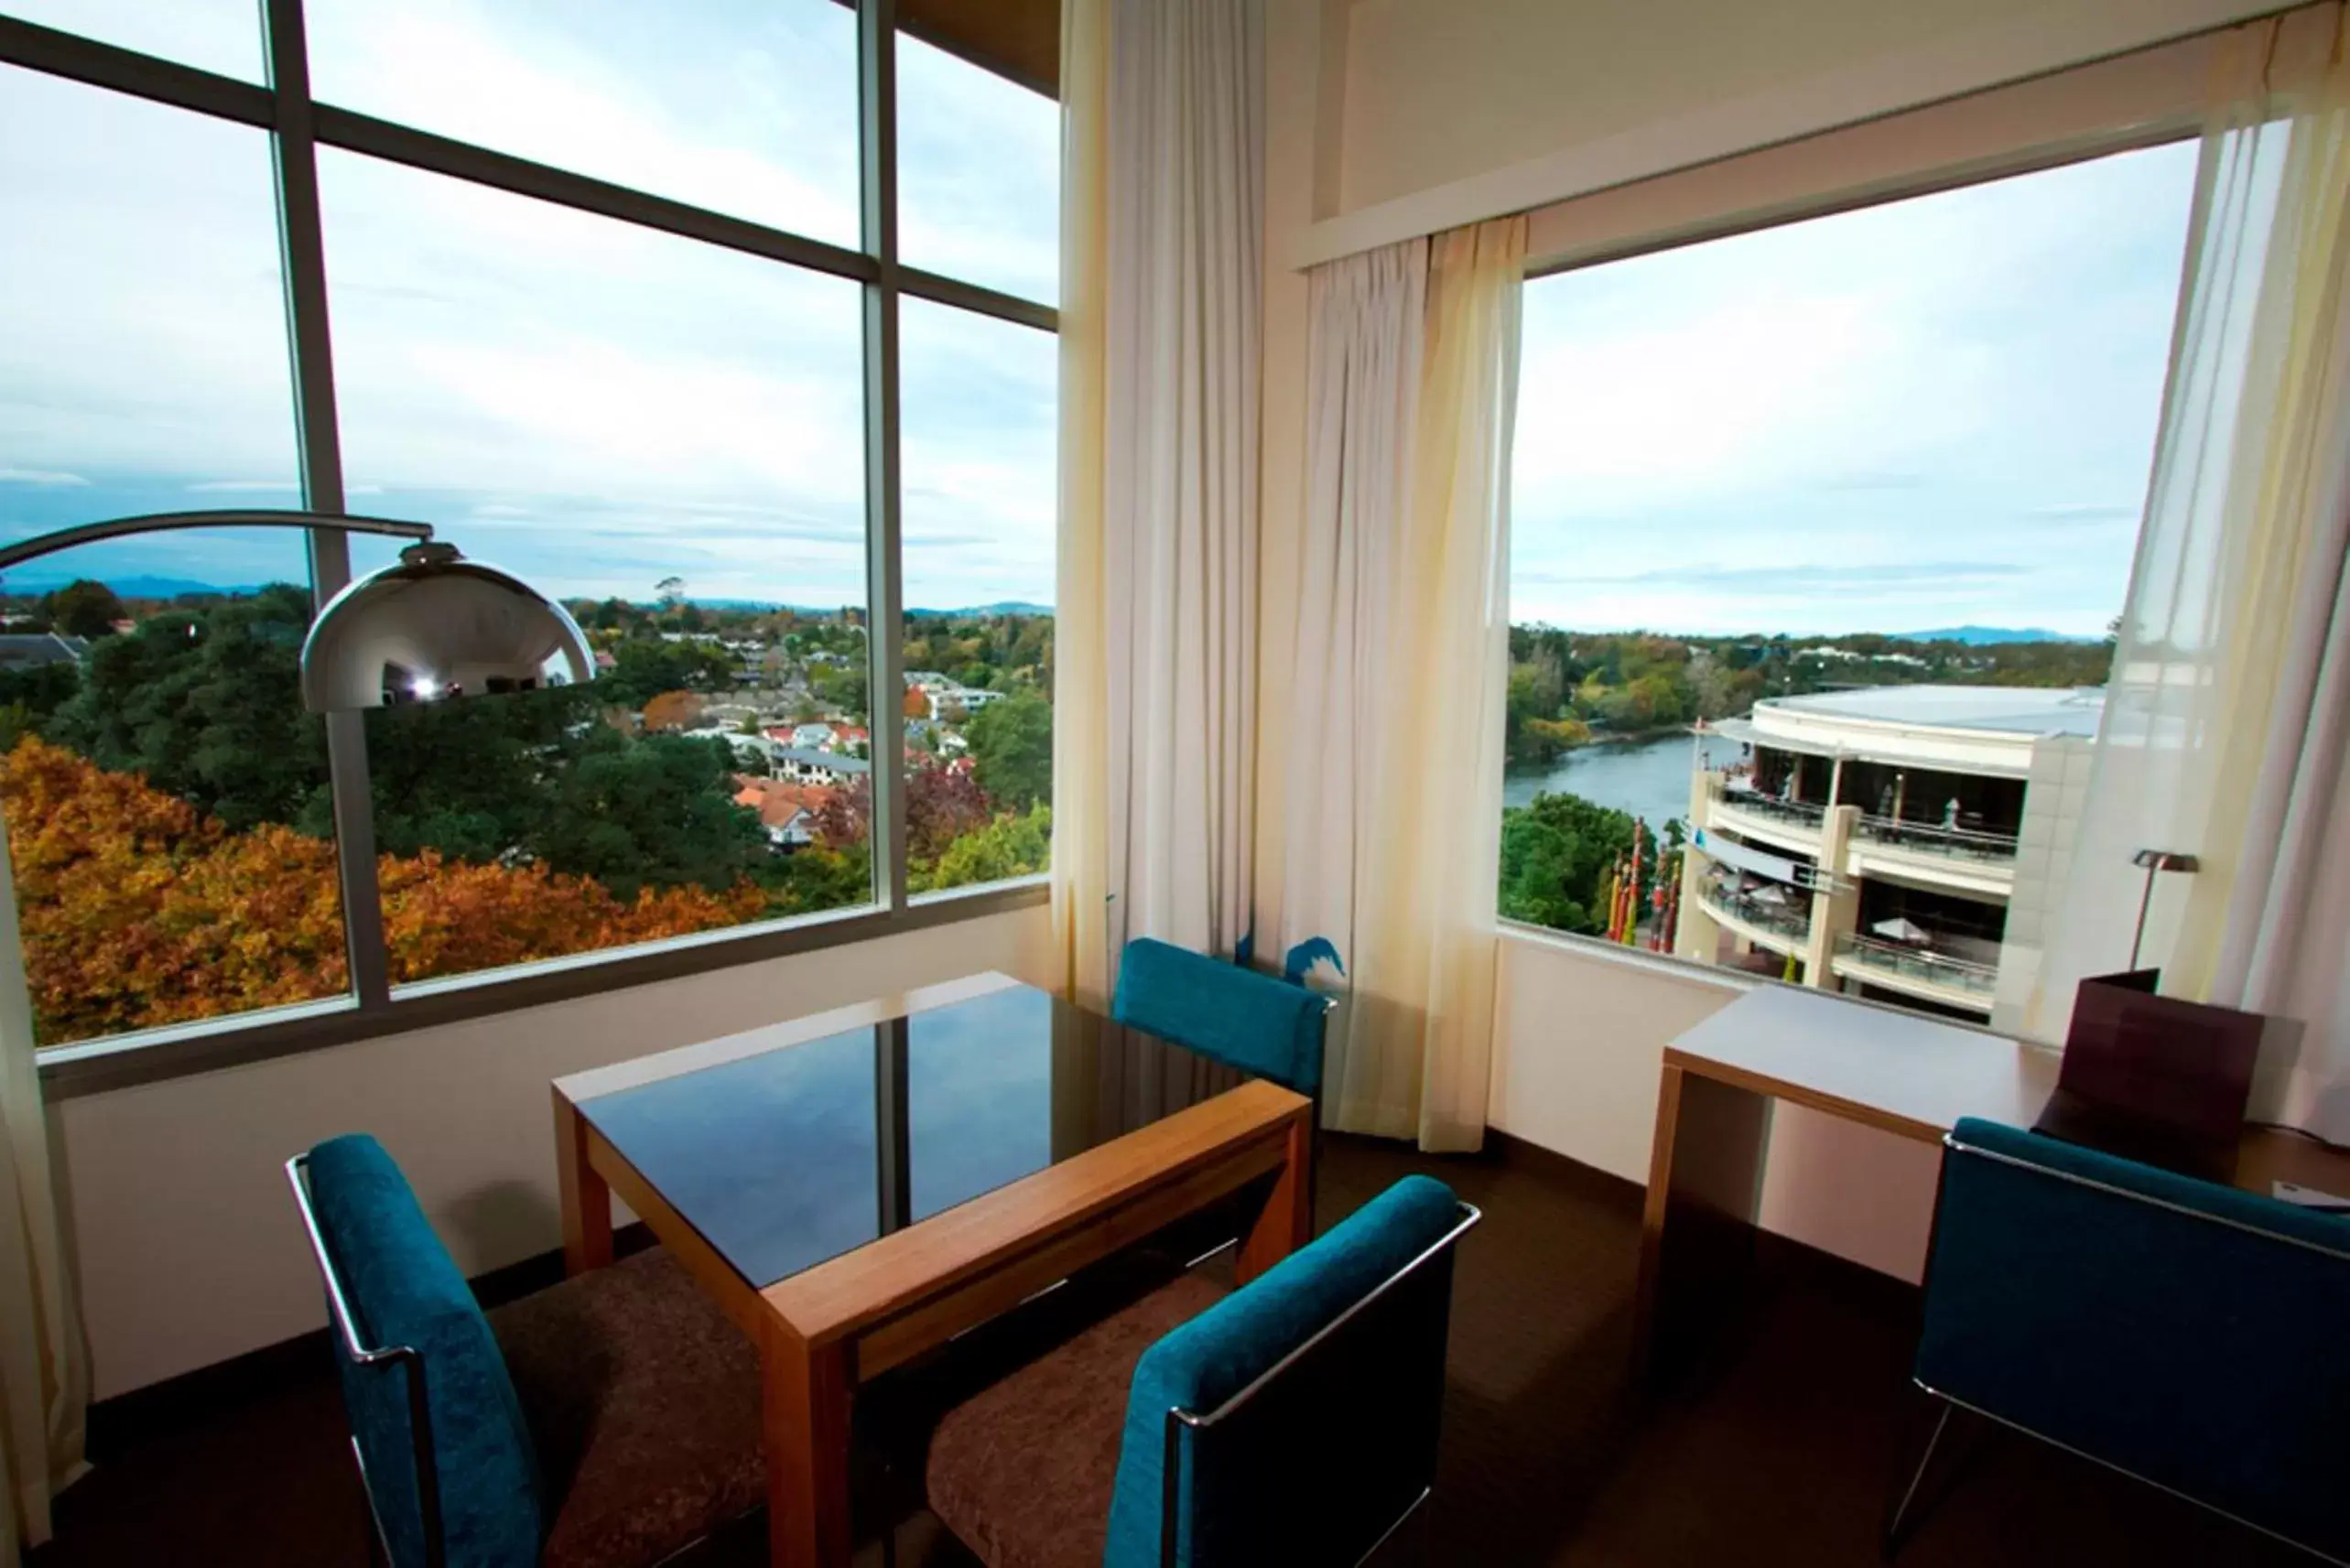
(1496, 917), (2022, 1042)
(37, 875), (1050, 1100)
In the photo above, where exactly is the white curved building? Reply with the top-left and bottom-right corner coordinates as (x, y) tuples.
(1676, 685), (2101, 1029)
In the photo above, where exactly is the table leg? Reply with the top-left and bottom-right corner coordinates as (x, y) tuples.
(553, 1088), (612, 1277)
(1237, 1110), (1314, 1284)
(763, 1324), (854, 1568)
(1632, 1063), (1770, 1377)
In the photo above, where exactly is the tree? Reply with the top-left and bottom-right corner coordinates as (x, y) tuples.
(655, 576), (687, 607)
(640, 689), (706, 732)
(531, 731), (766, 900)
(602, 638), (733, 708)
(49, 585), (328, 832)
(923, 806), (1050, 892)
(44, 579), (125, 640)
(966, 690), (1051, 811)
(0, 736), (762, 1044)
(1496, 790), (1639, 935)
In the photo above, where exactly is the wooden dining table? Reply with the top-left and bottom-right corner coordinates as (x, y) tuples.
(550, 971), (1316, 1568)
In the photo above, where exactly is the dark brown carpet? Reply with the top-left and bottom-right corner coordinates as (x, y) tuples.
(30, 1132), (2310, 1568)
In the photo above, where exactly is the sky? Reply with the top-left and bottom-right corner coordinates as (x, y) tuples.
(0, 0), (1058, 611)
(1511, 141), (2199, 638)
(2, 7), (2193, 636)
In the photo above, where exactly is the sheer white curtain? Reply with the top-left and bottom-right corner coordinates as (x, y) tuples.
(1053, 0), (1262, 1006)
(0, 815), (87, 1566)
(2031, 16), (2350, 1138)
(1276, 219), (1524, 1152)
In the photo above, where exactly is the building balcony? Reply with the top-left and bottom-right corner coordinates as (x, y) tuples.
(1829, 932), (1998, 1012)
(1851, 814), (2019, 864)
(1697, 881), (1812, 956)
(1708, 788), (1825, 852)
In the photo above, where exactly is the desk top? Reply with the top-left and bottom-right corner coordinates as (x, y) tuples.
(1665, 985), (2062, 1144)
(1668, 986), (2350, 1203)
(561, 973), (1250, 1291)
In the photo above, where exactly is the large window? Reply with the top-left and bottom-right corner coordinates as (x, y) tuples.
(0, 4), (1056, 1058)
(1502, 143), (2195, 1034)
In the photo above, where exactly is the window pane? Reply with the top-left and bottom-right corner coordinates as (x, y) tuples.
(318, 148), (874, 989)
(0, 0), (264, 81)
(1501, 144), (2198, 1035)
(898, 297), (1055, 895)
(0, 70), (347, 1048)
(307, 0), (860, 250)
(897, 32), (1058, 305)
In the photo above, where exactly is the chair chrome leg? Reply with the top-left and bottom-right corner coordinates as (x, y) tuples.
(1883, 1399), (1955, 1559)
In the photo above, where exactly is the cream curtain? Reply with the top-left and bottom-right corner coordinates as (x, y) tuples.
(2204, 27), (2350, 1139)
(0, 814), (87, 1566)
(1276, 219), (1524, 1152)
(1052, 0), (1263, 1006)
(2029, 16), (2350, 1139)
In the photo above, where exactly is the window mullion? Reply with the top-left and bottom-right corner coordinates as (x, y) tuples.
(264, 0), (391, 1011)
(861, 0), (910, 913)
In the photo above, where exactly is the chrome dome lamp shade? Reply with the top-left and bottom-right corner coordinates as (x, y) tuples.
(299, 541), (595, 712)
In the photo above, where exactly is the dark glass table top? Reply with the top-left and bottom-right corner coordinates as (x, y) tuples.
(574, 979), (1251, 1291)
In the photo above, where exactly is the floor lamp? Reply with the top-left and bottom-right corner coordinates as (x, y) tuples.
(0, 509), (591, 710)
(2128, 849), (2200, 972)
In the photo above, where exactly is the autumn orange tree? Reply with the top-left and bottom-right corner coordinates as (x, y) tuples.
(0, 737), (763, 1045)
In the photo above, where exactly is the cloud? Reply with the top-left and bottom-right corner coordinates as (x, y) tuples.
(0, 467), (89, 487)
(2, 0), (1058, 607)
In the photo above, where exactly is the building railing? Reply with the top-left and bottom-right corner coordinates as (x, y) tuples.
(1834, 933), (1998, 997)
(1851, 814), (2019, 864)
(1698, 881), (1813, 945)
(1716, 790), (1826, 833)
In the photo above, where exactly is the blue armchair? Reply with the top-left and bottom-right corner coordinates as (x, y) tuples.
(287, 1135), (768, 1568)
(1889, 1117), (2350, 1560)
(918, 1174), (1478, 1567)
(1111, 935), (1333, 1097)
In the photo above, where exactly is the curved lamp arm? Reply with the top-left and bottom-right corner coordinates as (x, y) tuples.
(0, 507), (590, 712)
(0, 509), (433, 574)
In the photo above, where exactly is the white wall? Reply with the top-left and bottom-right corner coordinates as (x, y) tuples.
(1488, 930), (1944, 1282)
(53, 903), (1055, 1399)
(1289, 0), (2282, 265)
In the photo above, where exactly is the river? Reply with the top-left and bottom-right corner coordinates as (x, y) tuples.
(1501, 731), (1735, 827)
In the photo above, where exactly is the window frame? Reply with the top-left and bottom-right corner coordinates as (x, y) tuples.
(0, 0), (1056, 1098)
(1492, 24), (2249, 1029)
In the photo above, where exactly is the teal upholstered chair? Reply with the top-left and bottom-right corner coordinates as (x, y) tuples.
(1112, 936), (1338, 1254)
(1889, 1118), (2350, 1560)
(918, 1173), (1478, 1567)
(1111, 936), (1332, 1097)
(287, 1134), (767, 1568)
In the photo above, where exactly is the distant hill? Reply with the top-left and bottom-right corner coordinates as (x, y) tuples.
(0, 572), (259, 600)
(907, 601), (1053, 619)
(1900, 625), (2099, 645)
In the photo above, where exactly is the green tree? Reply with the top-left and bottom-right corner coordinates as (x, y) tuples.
(532, 732), (763, 899)
(1496, 790), (1639, 935)
(925, 806), (1051, 892)
(966, 690), (1052, 810)
(602, 637), (734, 708)
(44, 579), (125, 640)
(49, 585), (327, 831)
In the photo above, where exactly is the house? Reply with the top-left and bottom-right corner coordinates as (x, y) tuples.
(771, 746), (871, 786)
(731, 774), (834, 849)
(0, 632), (90, 670)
